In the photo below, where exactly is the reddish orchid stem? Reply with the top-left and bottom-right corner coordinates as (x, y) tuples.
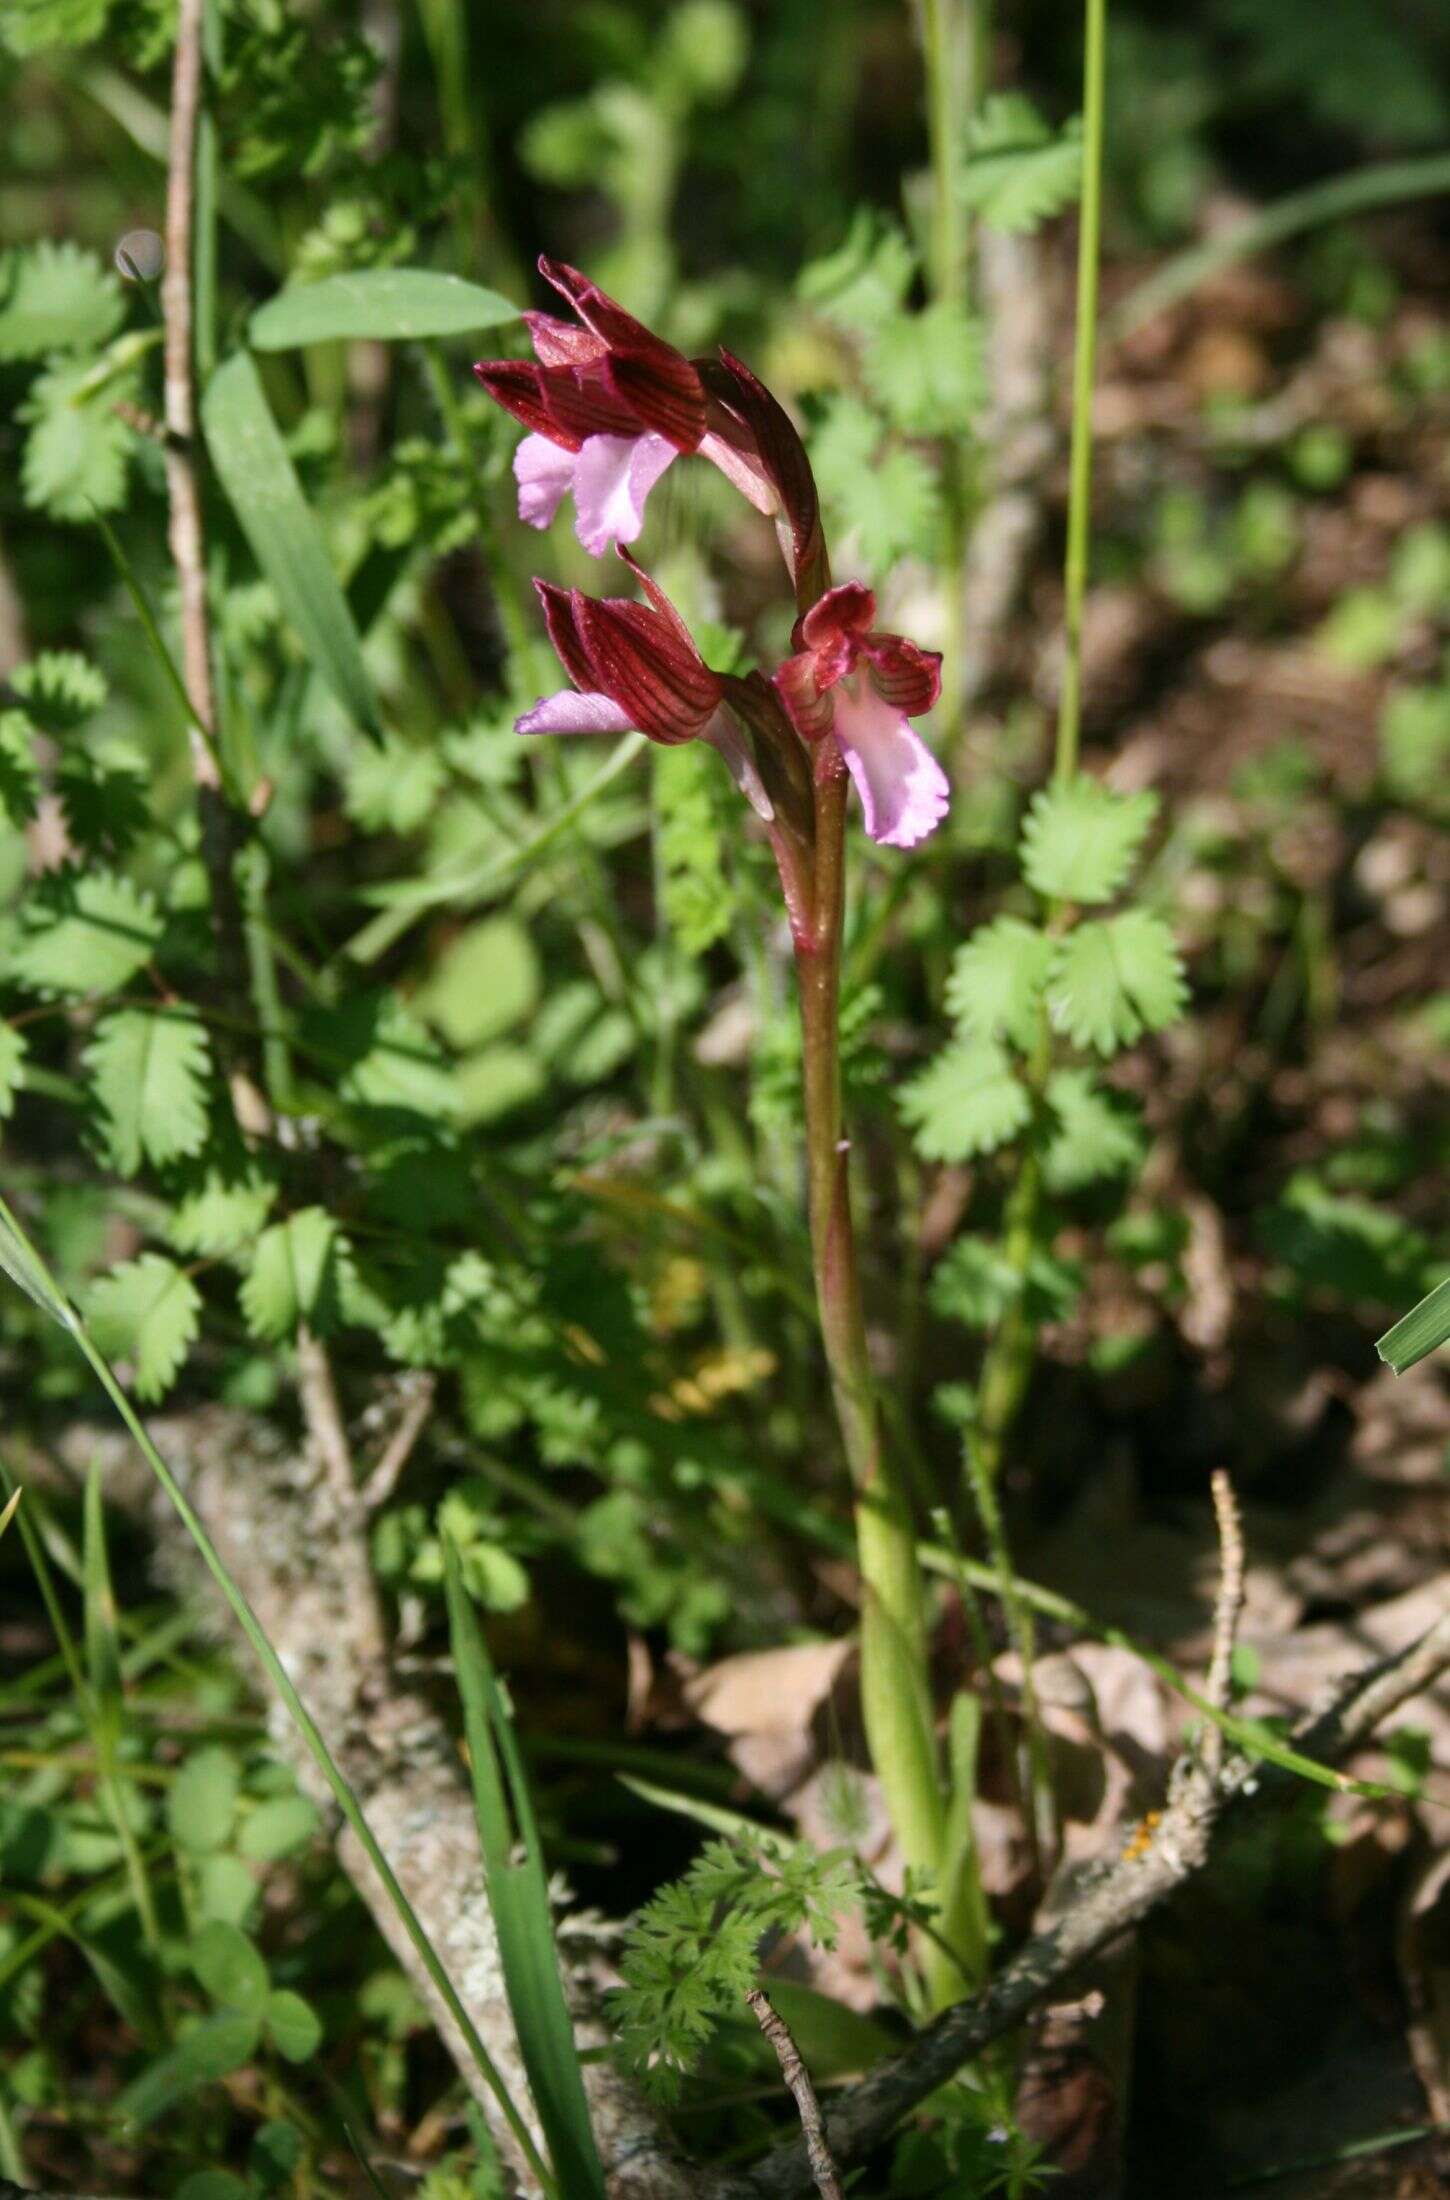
(788, 750), (948, 1935)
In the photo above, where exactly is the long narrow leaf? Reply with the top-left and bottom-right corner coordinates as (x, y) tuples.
(1377, 1277), (1450, 1374)
(443, 1537), (606, 2200)
(201, 351), (383, 742)
(252, 267), (518, 348)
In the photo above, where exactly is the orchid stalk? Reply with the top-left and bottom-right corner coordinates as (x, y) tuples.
(476, 264), (963, 1984)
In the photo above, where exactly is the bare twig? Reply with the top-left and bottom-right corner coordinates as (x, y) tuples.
(161, 0), (217, 768)
(746, 1990), (844, 2200)
(362, 1370), (437, 1513)
(736, 1607), (1450, 2199)
(1202, 1469), (1246, 1782)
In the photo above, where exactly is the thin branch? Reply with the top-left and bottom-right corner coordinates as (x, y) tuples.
(737, 1608), (1450, 2198)
(746, 1990), (844, 2200)
(1202, 1469), (1246, 1782)
(161, 0), (217, 771)
(362, 1370), (437, 1513)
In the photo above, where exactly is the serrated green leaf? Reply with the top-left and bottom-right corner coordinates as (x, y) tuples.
(1021, 777), (1158, 904)
(797, 209), (917, 330)
(0, 240), (123, 360)
(864, 300), (986, 436)
(829, 443), (940, 569)
(809, 394), (882, 493)
(0, 1025), (28, 1120)
(1260, 1173), (1437, 1308)
(11, 648), (108, 730)
(88, 1255), (202, 1402)
(19, 357), (133, 521)
(1046, 911), (1187, 1056)
(168, 1166), (278, 1257)
(239, 1209), (347, 1340)
(1041, 1067), (1145, 1190)
(8, 867), (163, 996)
(946, 916), (1054, 1050)
(344, 736), (445, 834)
(167, 1747), (240, 1854)
(0, 709), (40, 827)
(959, 95), (1083, 234)
(84, 1009), (212, 1177)
(201, 351), (382, 740)
(898, 1037), (1031, 1161)
(251, 268), (517, 348)
(58, 742), (150, 855)
(1377, 1277), (1450, 1373)
(1, 0), (112, 55)
(929, 1235), (1082, 1329)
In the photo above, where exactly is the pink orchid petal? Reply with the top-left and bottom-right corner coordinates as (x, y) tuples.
(514, 434), (577, 530)
(516, 689), (635, 736)
(700, 707), (774, 822)
(832, 682), (950, 849)
(570, 431), (676, 557)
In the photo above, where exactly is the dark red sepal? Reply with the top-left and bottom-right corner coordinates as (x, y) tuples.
(575, 596), (721, 746)
(472, 360), (578, 448)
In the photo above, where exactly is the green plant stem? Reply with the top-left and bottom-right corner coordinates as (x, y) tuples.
(1055, 0), (1106, 786)
(956, 0), (1110, 1870)
(919, 0), (965, 305)
(792, 763), (955, 1996)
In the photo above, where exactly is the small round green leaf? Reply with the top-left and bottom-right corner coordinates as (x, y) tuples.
(266, 1987), (323, 2063)
(238, 1793), (321, 1863)
(177, 2174), (250, 2200)
(167, 1746), (240, 1854)
(191, 1920), (270, 2017)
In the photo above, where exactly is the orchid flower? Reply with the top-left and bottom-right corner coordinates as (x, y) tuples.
(474, 261), (827, 597)
(518, 562), (773, 821)
(774, 584), (949, 849)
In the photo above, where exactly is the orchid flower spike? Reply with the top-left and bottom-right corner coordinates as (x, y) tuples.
(774, 584), (950, 849)
(518, 559), (773, 822)
(474, 261), (826, 600)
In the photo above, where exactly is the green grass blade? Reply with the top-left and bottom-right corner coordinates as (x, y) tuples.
(443, 1536), (607, 2200)
(0, 1483), (21, 1540)
(0, 1193), (545, 2187)
(251, 267), (518, 348)
(201, 351), (384, 743)
(1111, 153), (1450, 338)
(1376, 1276), (1450, 1374)
(83, 1463), (123, 1740)
(917, 1540), (1386, 1798)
